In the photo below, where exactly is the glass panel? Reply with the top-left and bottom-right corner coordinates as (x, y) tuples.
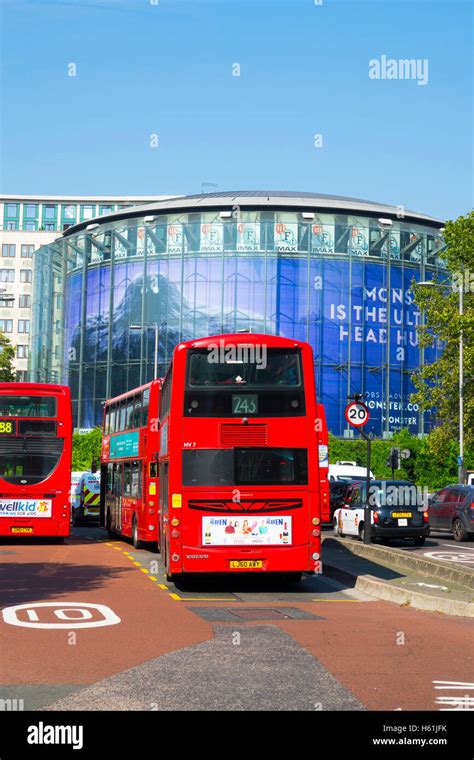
(0, 396), (57, 417)
(187, 349), (302, 387)
(0, 453), (61, 485)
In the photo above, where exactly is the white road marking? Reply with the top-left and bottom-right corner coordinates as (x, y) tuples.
(433, 681), (474, 711)
(2, 602), (121, 629)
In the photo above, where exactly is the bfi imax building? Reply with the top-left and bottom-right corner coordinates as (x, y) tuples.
(30, 191), (446, 436)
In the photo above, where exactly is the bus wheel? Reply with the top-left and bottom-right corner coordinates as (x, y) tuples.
(132, 517), (144, 550)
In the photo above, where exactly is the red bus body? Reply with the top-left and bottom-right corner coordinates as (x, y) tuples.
(158, 334), (324, 578)
(317, 402), (330, 523)
(0, 383), (72, 538)
(100, 379), (161, 546)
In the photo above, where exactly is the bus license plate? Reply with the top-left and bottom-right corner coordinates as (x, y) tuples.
(392, 512), (412, 518)
(11, 527), (33, 534)
(230, 560), (263, 570)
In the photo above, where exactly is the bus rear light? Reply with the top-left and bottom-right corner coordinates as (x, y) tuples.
(423, 511), (429, 523)
(312, 517), (320, 526)
(373, 511), (379, 523)
(171, 518), (180, 527)
(172, 553), (180, 562)
(148, 508), (155, 514)
(312, 552), (320, 560)
(171, 530), (180, 539)
(312, 529), (320, 537)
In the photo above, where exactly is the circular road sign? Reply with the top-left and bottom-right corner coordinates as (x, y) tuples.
(345, 401), (370, 428)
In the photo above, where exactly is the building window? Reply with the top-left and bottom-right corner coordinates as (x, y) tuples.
(63, 204), (76, 220)
(24, 221), (36, 231)
(20, 269), (32, 283)
(43, 222), (56, 231)
(5, 204), (18, 217)
(43, 204), (56, 220)
(21, 245), (34, 258)
(18, 319), (30, 333)
(2, 245), (15, 258)
(17, 345), (29, 359)
(0, 319), (13, 333)
(0, 298), (13, 308)
(5, 221), (18, 231)
(19, 294), (31, 308)
(24, 204), (37, 219)
(0, 270), (15, 283)
(62, 223), (73, 231)
(82, 205), (95, 220)
(100, 205), (113, 215)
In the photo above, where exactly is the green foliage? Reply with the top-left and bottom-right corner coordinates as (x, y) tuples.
(329, 428), (472, 491)
(0, 332), (16, 381)
(72, 427), (102, 471)
(411, 210), (474, 449)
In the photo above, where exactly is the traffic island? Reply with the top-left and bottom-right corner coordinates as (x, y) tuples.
(322, 536), (474, 617)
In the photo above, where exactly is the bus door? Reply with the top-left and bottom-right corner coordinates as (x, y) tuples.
(113, 462), (124, 533)
(159, 461), (169, 548)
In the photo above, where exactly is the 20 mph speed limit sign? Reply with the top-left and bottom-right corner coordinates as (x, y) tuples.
(345, 401), (370, 427)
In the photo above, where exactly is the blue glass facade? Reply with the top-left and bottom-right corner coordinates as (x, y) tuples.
(30, 194), (446, 435)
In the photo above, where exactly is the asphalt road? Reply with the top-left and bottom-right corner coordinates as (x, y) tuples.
(1, 525), (473, 712)
(321, 525), (474, 571)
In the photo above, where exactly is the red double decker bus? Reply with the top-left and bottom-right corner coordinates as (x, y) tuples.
(0, 383), (72, 540)
(158, 333), (324, 581)
(100, 379), (161, 549)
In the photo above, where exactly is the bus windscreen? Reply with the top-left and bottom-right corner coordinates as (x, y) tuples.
(0, 396), (57, 418)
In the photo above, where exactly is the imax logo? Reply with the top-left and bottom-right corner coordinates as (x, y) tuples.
(369, 55), (429, 86)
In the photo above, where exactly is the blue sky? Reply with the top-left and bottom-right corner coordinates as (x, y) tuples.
(0, 0), (472, 220)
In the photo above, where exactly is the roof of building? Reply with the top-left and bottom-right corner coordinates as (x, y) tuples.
(57, 190), (444, 237)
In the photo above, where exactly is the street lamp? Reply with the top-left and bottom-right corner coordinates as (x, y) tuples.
(130, 322), (160, 380)
(418, 279), (464, 483)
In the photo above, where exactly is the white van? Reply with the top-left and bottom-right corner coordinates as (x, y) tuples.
(71, 471), (101, 526)
(70, 471), (87, 511)
(328, 461), (375, 482)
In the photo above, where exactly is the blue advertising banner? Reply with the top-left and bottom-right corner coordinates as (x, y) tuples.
(66, 256), (441, 437)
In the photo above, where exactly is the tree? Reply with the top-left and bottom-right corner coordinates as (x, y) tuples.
(0, 332), (15, 381)
(411, 211), (474, 449)
(72, 427), (102, 471)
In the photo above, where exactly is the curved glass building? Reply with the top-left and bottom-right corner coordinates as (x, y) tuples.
(30, 191), (446, 436)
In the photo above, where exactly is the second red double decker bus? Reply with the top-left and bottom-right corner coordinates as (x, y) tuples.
(158, 333), (324, 581)
(100, 379), (161, 549)
(0, 383), (72, 540)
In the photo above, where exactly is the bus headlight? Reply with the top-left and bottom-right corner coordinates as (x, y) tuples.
(312, 517), (320, 526)
(312, 552), (320, 560)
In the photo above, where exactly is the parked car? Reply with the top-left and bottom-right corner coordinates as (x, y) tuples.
(333, 480), (429, 546)
(329, 479), (363, 521)
(428, 485), (474, 542)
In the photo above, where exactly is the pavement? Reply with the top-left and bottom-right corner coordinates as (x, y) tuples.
(322, 536), (474, 617)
